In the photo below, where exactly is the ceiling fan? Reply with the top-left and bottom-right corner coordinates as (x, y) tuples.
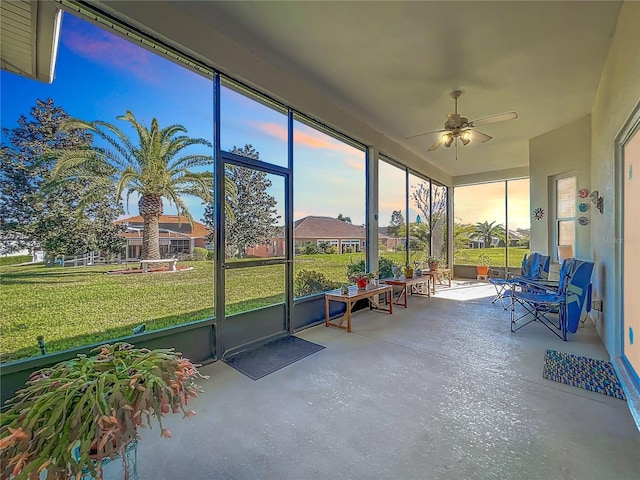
(406, 91), (518, 154)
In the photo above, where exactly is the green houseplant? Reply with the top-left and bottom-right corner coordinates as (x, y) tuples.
(0, 342), (207, 479)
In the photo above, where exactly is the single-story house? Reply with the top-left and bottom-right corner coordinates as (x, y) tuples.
(114, 215), (210, 259)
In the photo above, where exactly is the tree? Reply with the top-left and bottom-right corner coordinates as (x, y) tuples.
(474, 220), (505, 248)
(337, 213), (352, 224)
(453, 222), (475, 250)
(411, 181), (447, 254)
(1, 99), (124, 257)
(387, 210), (405, 243)
(221, 145), (281, 258)
(50, 111), (213, 260)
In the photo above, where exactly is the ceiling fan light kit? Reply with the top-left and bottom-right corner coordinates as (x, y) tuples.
(406, 90), (518, 156)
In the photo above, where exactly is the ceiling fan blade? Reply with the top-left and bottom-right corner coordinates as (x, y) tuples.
(468, 112), (518, 127)
(468, 129), (492, 143)
(427, 136), (446, 151)
(405, 129), (446, 140)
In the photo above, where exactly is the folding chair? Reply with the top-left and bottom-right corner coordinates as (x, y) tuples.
(490, 252), (546, 309)
(509, 258), (594, 341)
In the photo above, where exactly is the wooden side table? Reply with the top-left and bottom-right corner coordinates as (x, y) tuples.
(325, 284), (393, 333)
(382, 275), (431, 307)
(424, 268), (452, 294)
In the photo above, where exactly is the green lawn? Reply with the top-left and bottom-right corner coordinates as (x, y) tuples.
(0, 248), (527, 362)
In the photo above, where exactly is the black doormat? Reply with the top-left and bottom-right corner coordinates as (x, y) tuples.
(223, 336), (325, 380)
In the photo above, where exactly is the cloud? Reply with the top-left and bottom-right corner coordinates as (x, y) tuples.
(62, 20), (157, 82)
(254, 122), (363, 156)
(344, 159), (365, 171)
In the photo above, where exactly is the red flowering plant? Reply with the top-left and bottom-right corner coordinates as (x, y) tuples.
(0, 342), (207, 479)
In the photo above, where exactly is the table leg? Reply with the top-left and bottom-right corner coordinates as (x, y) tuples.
(346, 300), (353, 333)
(325, 296), (330, 327)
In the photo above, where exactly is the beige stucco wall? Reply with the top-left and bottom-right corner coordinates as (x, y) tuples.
(590, 1), (640, 353)
(529, 115), (592, 259)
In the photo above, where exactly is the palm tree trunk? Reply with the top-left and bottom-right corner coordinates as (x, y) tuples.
(141, 215), (161, 259)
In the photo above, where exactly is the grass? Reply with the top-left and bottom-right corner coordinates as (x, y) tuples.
(0, 248), (528, 362)
(1, 255), (32, 266)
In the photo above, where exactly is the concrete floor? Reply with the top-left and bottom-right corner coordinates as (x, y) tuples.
(128, 281), (640, 480)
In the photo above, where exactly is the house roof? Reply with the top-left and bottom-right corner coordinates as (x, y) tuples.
(115, 215), (211, 238)
(294, 216), (365, 239)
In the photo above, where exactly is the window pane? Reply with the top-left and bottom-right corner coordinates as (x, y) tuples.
(431, 183), (448, 264)
(454, 182), (506, 266)
(292, 118), (366, 297)
(221, 81), (288, 167)
(225, 264), (285, 315)
(408, 173), (430, 267)
(557, 176), (576, 218)
(507, 178), (531, 267)
(378, 159), (407, 273)
(0, 13), (215, 361)
(558, 220), (575, 248)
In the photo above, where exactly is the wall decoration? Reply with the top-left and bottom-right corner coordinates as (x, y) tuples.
(578, 216), (590, 226)
(578, 188), (589, 198)
(532, 207), (545, 221)
(578, 202), (589, 212)
(589, 190), (599, 204)
(596, 196), (604, 214)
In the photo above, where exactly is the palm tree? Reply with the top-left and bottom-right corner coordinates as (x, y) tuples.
(474, 220), (505, 248)
(50, 111), (218, 260)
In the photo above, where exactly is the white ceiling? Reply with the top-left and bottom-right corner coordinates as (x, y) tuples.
(171, 1), (621, 177)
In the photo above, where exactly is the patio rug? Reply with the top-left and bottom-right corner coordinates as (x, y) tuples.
(542, 349), (626, 400)
(223, 336), (325, 380)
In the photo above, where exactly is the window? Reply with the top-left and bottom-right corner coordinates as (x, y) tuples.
(292, 116), (366, 298)
(454, 182), (507, 266)
(0, 11), (215, 362)
(556, 175), (576, 259)
(378, 158), (407, 266)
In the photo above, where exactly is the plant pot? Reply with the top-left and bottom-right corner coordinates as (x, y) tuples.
(405, 268), (414, 278)
(476, 265), (489, 275)
(356, 278), (368, 290)
(428, 262), (439, 271)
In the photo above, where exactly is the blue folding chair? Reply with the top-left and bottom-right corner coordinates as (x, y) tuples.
(509, 258), (594, 341)
(490, 252), (549, 309)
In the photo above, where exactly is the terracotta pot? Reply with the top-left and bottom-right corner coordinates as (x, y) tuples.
(476, 265), (489, 275)
(428, 262), (439, 271)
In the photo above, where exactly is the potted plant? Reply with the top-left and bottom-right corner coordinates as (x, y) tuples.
(426, 256), (440, 271)
(0, 342), (207, 479)
(477, 253), (491, 276)
(404, 264), (414, 278)
(348, 272), (376, 290)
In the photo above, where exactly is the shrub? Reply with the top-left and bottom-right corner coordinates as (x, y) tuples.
(324, 246), (338, 254)
(192, 247), (209, 261)
(206, 250), (214, 260)
(294, 269), (340, 297)
(346, 256), (395, 281)
(303, 244), (321, 255)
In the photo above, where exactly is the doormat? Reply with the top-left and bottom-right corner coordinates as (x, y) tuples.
(542, 349), (626, 400)
(224, 336), (325, 380)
